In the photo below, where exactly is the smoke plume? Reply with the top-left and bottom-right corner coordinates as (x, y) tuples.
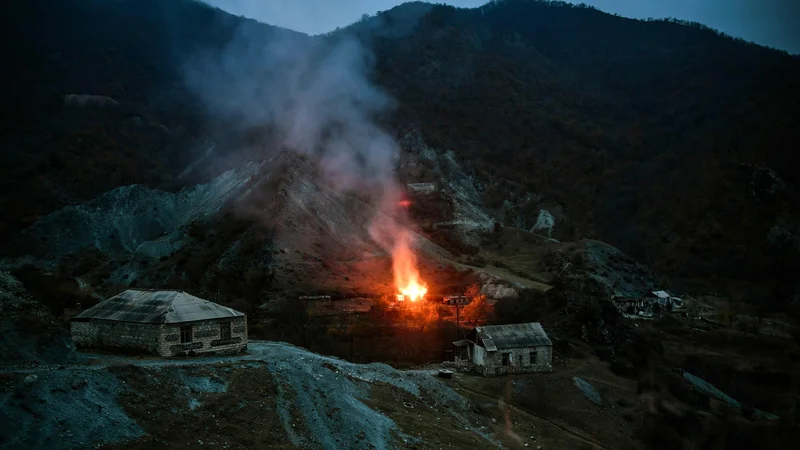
(185, 27), (399, 192)
(183, 20), (419, 286)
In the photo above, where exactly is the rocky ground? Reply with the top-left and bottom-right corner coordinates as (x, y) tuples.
(0, 272), (76, 367)
(4, 325), (795, 450)
(0, 342), (500, 449)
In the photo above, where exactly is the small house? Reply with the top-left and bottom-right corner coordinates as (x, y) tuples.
(649, 290), (684, 310)
(70, 289), (247, 357)
(454, 322), (553, 376)
(300, 294), (333, 314)
(612, 296), (646, 314)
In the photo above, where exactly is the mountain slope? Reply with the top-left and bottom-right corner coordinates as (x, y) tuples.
(362, 0), (800, 296)
(0, 0), (307, 241)
(1, 0), (799, 300)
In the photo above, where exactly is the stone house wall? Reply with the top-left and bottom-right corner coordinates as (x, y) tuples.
(71, 316), (248, 357)
(71, 320), (161, 353)
(477, 345), (553, 376)
(158, 316), (247, 357)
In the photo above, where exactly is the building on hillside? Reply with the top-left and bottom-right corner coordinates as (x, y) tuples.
(70, 289), (247, 357)
(649, 290), (685, 310)
(453, 322), (553, 376)
(612, 296), (646, 314)
(299, 294), (333, 314)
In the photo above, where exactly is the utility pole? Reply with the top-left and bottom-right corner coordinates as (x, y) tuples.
(455, 303), (461, 340)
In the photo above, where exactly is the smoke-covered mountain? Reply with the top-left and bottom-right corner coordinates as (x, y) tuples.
(2, 0), (799, 305)
(359, 1), (800, 299)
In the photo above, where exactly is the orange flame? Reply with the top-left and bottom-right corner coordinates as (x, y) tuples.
(393, 230), (427, 302)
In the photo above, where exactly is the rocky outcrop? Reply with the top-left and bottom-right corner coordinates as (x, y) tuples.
(8, 161), (264, 261)
(0, 271), (75, 366)
(62, 94), (120, 108)
(541, 240), (656, 298)
(401, 132), (494, 248)
(478, 272), (520, 299)
(767, 220), (800, 253)
(740, 164), (788, 205)
(531, 209), (556, 238)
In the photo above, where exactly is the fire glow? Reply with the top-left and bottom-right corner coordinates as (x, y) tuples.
(392, 229), (427, 302)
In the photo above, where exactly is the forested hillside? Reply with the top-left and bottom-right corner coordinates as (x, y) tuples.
(2, 0), (799, 301)
(0, 0), (307, 241)
(363, 0), (800, 298)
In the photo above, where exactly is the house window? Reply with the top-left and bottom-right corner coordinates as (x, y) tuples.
(180, 326), (192, 343)
(530, 350), (538, 365)
(501, 352), (510, 366)
(220, 322), (231, 340)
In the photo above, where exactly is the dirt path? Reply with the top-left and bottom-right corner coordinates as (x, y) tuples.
(454, 380), (612, 450)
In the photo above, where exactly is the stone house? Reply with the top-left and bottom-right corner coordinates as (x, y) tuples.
(612, 296), (646, 314)
(71, 289), (247, 357)
(650, 290), (685, 310)
(454, 322), (553, 376)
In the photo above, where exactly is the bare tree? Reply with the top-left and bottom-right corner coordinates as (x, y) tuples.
(462, 284), (489, 326)
(403, 300), (439, 332)
(276, 298), (315, 348)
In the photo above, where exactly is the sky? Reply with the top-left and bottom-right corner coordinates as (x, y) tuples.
(203, 0), (800, 54)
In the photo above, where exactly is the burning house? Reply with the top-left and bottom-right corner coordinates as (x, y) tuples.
(70, 289), (247, 357)
(454, 322), (553, 376)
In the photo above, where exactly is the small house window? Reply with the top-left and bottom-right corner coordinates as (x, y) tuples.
(530, 350), (538, 365)
(180, 326), (192, 343)
(220, 322), (231, 340)
(501, 352), (510, 366)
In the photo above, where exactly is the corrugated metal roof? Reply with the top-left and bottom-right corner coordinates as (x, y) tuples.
(476, 322), (552, 350)
(482, 337), (497, 352)
(73, 289), (244, 324)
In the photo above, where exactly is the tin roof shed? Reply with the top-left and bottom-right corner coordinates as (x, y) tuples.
(475, 322), (552, 350)
(73, 289), (243, 324)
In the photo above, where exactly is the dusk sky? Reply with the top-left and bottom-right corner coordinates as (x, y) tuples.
(203, 0), (800, 54)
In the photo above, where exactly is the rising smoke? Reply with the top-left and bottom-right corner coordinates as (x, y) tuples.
(184, 27), (397, 194)
(183, 20), (415, 266)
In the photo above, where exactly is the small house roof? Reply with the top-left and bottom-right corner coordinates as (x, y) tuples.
(453, 339), (471, 347)
(73, 289), (244, 324)
(475, 322), (552, 350)
(482, 337), (498, 351)
(652, 290), (670, 298)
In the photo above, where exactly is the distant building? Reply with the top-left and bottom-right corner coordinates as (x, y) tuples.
(70, 289), (247, 357)
(612, 296), (646, 313)
(300, 294), (333, 310)
(406, 183), (436, 195)
(649, 290), (684, 309)
(454, 322), (553, 376)
(395, 292), (427, 302)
